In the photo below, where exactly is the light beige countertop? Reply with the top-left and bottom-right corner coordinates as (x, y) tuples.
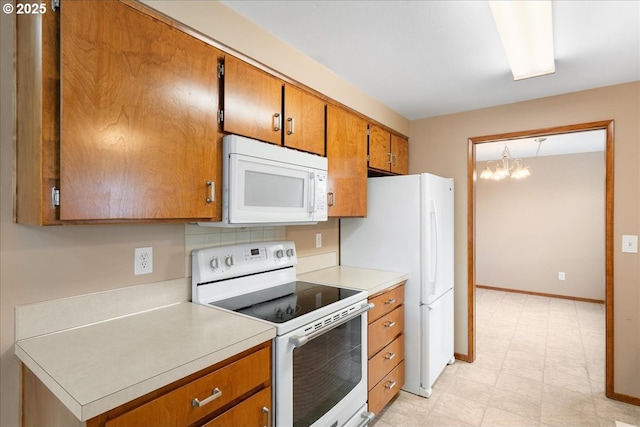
(15, 302), (275, 422)
(298, 266), (408, 296)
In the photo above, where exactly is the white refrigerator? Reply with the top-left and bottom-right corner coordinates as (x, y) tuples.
(340, 173), (454, 398)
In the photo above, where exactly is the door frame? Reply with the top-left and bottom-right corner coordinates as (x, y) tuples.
(467, 120), (615, 397)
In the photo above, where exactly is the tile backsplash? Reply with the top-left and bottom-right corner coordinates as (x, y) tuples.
(184, 224), (286, 276)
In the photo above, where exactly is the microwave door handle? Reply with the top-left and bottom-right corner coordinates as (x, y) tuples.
(308, 172), (316, 214)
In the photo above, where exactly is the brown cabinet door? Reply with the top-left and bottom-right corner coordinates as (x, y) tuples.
(368, 306), (404, 357)
(368, 284), (405, 322)
(391, 135), (409, 175)
(368, 361), (405, 416)
(104, 346), (271, 427)
(223, 55), (283, 145)
(326, 105), (368, 217)
(368, 124), (391, 171)
(283, 84), (325, 156)
(202, 387), (271, 427)
(60, 0), (221, 220)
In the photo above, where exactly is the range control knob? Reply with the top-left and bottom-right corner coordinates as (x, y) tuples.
(275, 249), (285, 259)
(209, 257), (220, 269)
(286, 248), (295, 257)
(225, 256), (234, 266)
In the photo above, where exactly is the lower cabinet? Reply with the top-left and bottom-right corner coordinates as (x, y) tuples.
(22, 342), (272, 427)
(202, 386), (271, 427)
(367, 283), (405, 416)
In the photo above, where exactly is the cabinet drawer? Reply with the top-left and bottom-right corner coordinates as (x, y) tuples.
(368, 360), (405, 416)
(368, 306), (404, 357)
(368, 335), (404, 391)
(105, 346), (270, 427)
(202, 386), (271, 427)
(369, 284), (404, 323)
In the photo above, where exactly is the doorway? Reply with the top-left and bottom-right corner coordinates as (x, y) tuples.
(467, 120), (615, 397)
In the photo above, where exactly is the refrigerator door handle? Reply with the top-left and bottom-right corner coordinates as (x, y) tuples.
(429, 200), (439, 288)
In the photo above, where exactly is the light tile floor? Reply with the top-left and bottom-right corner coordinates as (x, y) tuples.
(372, 288), (640, 427)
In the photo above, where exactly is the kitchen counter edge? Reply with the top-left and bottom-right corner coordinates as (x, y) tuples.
(298, 266), (408, 296)
(14, 302), (276, 422)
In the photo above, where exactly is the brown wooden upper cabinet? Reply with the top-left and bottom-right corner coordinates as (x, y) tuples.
(391, 134), (409, 175)
(16, 0), (223, 224)
(368, 124), (409, 175)
(222, 57), (326, 155)
(283, 84), (325, 156)
(326, 105), (368, 217)
(221, 55), (283, 146)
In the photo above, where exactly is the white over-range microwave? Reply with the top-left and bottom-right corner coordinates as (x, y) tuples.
(199, 134), (328, 227)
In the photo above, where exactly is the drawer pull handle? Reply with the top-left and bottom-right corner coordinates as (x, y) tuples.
(262, 406), (272, 427)
(384, 320), (396, 328)
(206, 181), (214, 203)
(287, 117), (295, 135)
(385, 380), (397, 390)
(384, 352), (396, 361)
(192, 387), (222, 407)
(384, 298), (396, 305)
(273, 113), (281, 132)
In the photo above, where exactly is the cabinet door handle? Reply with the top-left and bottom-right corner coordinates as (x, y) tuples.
(384, 320), (396, 328)
(387, 151), (393, 165)
(327, 192), (334, 207)
(385, 380), (397, 390)
(191, 387), (222, 407)
(392, 153), (397, 166)
(206, 181), (214, 203)
(384, 352), (396, 361)
(287, 117), (295, 135)
(273, 113), (281, 131)
(262, 406), (271, 427)
(384, 298), (396, 305)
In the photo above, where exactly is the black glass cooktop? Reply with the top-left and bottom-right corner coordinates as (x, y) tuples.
(209, 281), (362, 323)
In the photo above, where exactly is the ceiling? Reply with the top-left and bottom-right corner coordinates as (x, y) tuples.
(475, 129), (606, 161)
(220, 0), (640, 121)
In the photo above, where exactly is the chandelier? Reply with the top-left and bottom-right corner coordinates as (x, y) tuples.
(479, 145), (530, 180)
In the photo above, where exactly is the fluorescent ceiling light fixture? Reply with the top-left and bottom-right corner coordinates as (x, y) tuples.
(490, 0), (555, 80)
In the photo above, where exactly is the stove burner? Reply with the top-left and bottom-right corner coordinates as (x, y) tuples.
(209, 281), (363, 325)
(245, 293), (302, 322)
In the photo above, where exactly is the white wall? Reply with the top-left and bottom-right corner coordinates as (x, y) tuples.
(476, 152), (605, 300)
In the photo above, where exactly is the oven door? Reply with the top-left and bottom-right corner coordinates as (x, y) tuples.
(274, 304), (372, 427)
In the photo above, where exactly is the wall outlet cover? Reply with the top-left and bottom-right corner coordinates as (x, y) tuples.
(135, 247), (153, 275)
(622, 235), (638, 253)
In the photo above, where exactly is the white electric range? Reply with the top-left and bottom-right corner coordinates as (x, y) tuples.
(192, 241), (374, 427)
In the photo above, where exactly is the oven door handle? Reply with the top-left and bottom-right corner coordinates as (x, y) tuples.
(289, 302), (374, 348)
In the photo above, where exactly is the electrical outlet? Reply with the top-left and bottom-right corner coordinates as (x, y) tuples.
(135, 247), (153, 275)
(316, 233), (322, 248)
(558, 272), (565, 281)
